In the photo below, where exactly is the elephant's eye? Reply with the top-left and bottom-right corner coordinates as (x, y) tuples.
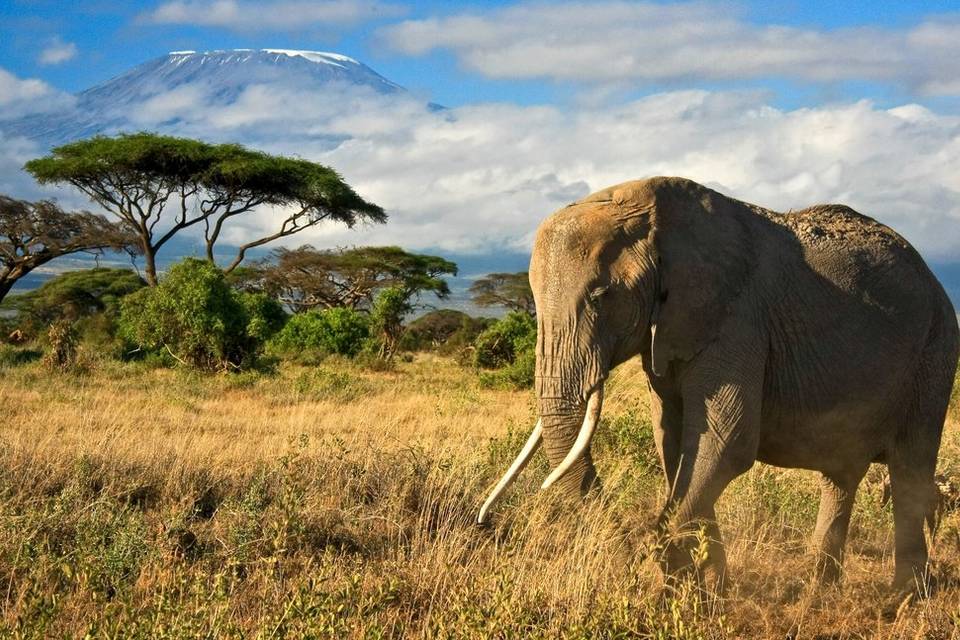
(588, 286), (608, 302)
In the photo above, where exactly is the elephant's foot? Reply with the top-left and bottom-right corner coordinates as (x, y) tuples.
(813, 552), (844, 585)
(891, 560), (933, 597)
(657, 520), (728, 596)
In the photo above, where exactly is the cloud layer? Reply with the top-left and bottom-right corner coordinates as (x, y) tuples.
(0, 68), (75, 120)
(380, 2), (960, 95)
(3, 68), (959, 264)
(145, 0), (405, 31)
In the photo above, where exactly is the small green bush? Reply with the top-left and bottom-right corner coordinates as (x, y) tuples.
(477, 347), (535, 390)
(368, 286), (410, 359)
(3, 268), (145, 339)
(118, 258), (281, 371)
(271, 307), (370, 357)
(473, 311), (536, 389)
(400, 309), (493, 354)
(473, 311), (536, 369)
(237, 292), (287, 343)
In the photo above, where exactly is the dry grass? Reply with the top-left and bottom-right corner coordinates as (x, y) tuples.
(0, 353), (958, 638)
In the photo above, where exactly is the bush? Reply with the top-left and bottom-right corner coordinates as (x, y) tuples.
(118, 258), (281, 371)
(400, 309), (493, 354)
(238, 292), (287, 343)
(478, 347), (535, 390)
(368, 286), (410, 359)
(41, 319), (79, 371)
(473, 311), (536, 369)
(473, 311), (537, 389)
(4, 268), (145, 338)
(270, 307), (369, 357)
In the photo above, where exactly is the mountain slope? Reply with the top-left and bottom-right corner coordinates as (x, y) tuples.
(0, 49), (407, 148)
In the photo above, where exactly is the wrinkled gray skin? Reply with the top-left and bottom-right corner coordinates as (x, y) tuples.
(520, 177), (958, 590)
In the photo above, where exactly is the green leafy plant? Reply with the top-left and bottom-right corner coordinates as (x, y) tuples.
(118, 258), (282, 370)
(3, 268), (145, 341)
(400, 309), (493, 354)
(473, 311), (536, 369)
(368, 286), (410, 359)
(270, 307), (370, 357)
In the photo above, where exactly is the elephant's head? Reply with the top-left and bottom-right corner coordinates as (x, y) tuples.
(478, 177), (755, 523)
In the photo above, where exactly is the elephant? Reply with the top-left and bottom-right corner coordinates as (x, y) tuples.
(478, 177), (959, 590)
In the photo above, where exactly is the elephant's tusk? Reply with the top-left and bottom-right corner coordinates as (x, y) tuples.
(477, 419), (543, 525)
(541, 387), (604, 490)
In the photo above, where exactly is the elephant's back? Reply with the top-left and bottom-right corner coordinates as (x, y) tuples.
(779, 204), (945, 322)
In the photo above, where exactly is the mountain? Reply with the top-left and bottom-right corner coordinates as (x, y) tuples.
(0, 49), (409, 148)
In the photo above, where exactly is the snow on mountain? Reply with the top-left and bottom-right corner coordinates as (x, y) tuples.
(0, 49), (409, 149)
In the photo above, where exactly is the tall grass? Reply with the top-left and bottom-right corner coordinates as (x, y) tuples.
(0, 354), (957, 638)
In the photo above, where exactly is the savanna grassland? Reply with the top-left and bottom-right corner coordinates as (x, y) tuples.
(0, 353), (958, 639)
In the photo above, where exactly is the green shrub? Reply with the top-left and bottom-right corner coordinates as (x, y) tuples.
(118, 258), (277, 371)
(478, 347), (535, 390)
(473, 311), (536, 389)
(473, 311), (536, 369)
(400, 309), (493, 354)
(368, 286), (410, 359)
(237, 292), (287, 342)
(4, 268), (145, 338)
(271, 307), (370, 357)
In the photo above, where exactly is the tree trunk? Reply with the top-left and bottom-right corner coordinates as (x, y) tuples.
(143, 246), (159, 286)
(0, 278), (15, 306)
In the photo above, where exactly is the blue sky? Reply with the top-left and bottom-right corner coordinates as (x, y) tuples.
(3, 0), (960, 110)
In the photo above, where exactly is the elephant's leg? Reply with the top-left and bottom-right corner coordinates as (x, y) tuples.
(886, 352), (952, 593)
(649, 387), (683, 499)
(812, 469), (864, 584)
(660, 386), (761, 578)
(888, 456), (937, 592)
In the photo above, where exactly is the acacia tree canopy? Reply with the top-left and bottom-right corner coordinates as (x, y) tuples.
(252, 245), (458, 313)
(469, 272), (535, 315)
(25, 133), (385, 285)
(0, 195), (134, 304)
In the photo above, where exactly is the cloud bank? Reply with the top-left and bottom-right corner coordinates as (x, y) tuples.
(3, 69), (958, 264)
(0, 68), (75, 120)
(380, 2), (960, 95)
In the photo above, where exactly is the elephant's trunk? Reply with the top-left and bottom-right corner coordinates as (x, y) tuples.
(536, 377), (602, 497)
(541, 387), (603, 490)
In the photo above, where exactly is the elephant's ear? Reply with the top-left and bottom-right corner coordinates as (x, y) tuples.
(649, 183), (755, 375)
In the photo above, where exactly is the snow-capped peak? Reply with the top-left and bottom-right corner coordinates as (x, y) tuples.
(262, 49), (358, 68)
(166, 48), (360, 69)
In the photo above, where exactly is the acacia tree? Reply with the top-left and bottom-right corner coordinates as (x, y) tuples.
(253, 245), (457, 313)
(469, 272), (535, 315)
(25, 133), (385, 285)
(0, 195), (134, 304)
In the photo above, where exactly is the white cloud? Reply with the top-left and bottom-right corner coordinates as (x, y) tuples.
(111, 79), (959, 260)
(0, 67), (75, 120)
(144, 0), (405, 31)
(379, 2), (960, 95)
(4, 75), (958, 264)
(38, 37), (78, 65)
